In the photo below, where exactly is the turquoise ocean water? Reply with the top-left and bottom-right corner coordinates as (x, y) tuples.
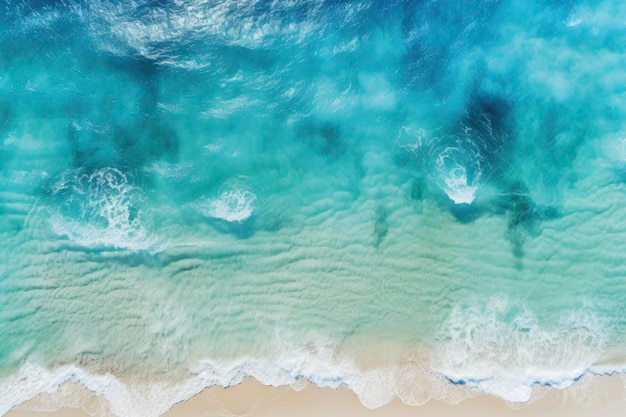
(2, 0), (626, 415)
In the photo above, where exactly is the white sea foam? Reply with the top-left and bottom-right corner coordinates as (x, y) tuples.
(5, 336), (466, 417)
(433, 297), (611, 402)
(4, 337), (625, 417)
(192, 185), (257, 223)
(442, 166), (478, 204)
(49, 167), (154, 251)
(0, 362), (197, 417)
(435, 148), (479, 204)
(0, 347), (396, 417)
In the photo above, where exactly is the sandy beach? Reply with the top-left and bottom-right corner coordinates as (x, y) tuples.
(7, 374), (626, 417)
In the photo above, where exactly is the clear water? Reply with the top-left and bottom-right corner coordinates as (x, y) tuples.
(2, 0), (626, 415)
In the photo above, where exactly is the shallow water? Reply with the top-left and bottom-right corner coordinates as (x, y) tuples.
(2, 0), (626, 414)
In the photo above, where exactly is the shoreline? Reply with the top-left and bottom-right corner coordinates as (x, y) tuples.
(7, 374), (626, 417)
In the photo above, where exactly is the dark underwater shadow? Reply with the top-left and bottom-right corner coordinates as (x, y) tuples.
(296, 120), (346, 159)
(397, 89), (561, 260)
(208, 215), (258, 240)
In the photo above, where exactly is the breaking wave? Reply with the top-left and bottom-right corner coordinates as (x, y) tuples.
(433, 297), (613, 402)
(48, 167), (154, 251)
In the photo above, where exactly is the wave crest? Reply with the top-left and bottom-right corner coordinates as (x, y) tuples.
(433, 297), (610, 402)
(192, 185), (257, 223)
(49, 167), (154, 251)
(435, 146), (480, 204)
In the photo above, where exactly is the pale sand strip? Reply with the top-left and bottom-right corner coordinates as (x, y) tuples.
(7, 375), (626, 417)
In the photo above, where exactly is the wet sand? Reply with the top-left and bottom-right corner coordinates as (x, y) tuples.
(7, 374), (626, 417)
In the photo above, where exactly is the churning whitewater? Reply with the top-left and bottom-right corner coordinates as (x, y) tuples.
(2, 0), (626, 415)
